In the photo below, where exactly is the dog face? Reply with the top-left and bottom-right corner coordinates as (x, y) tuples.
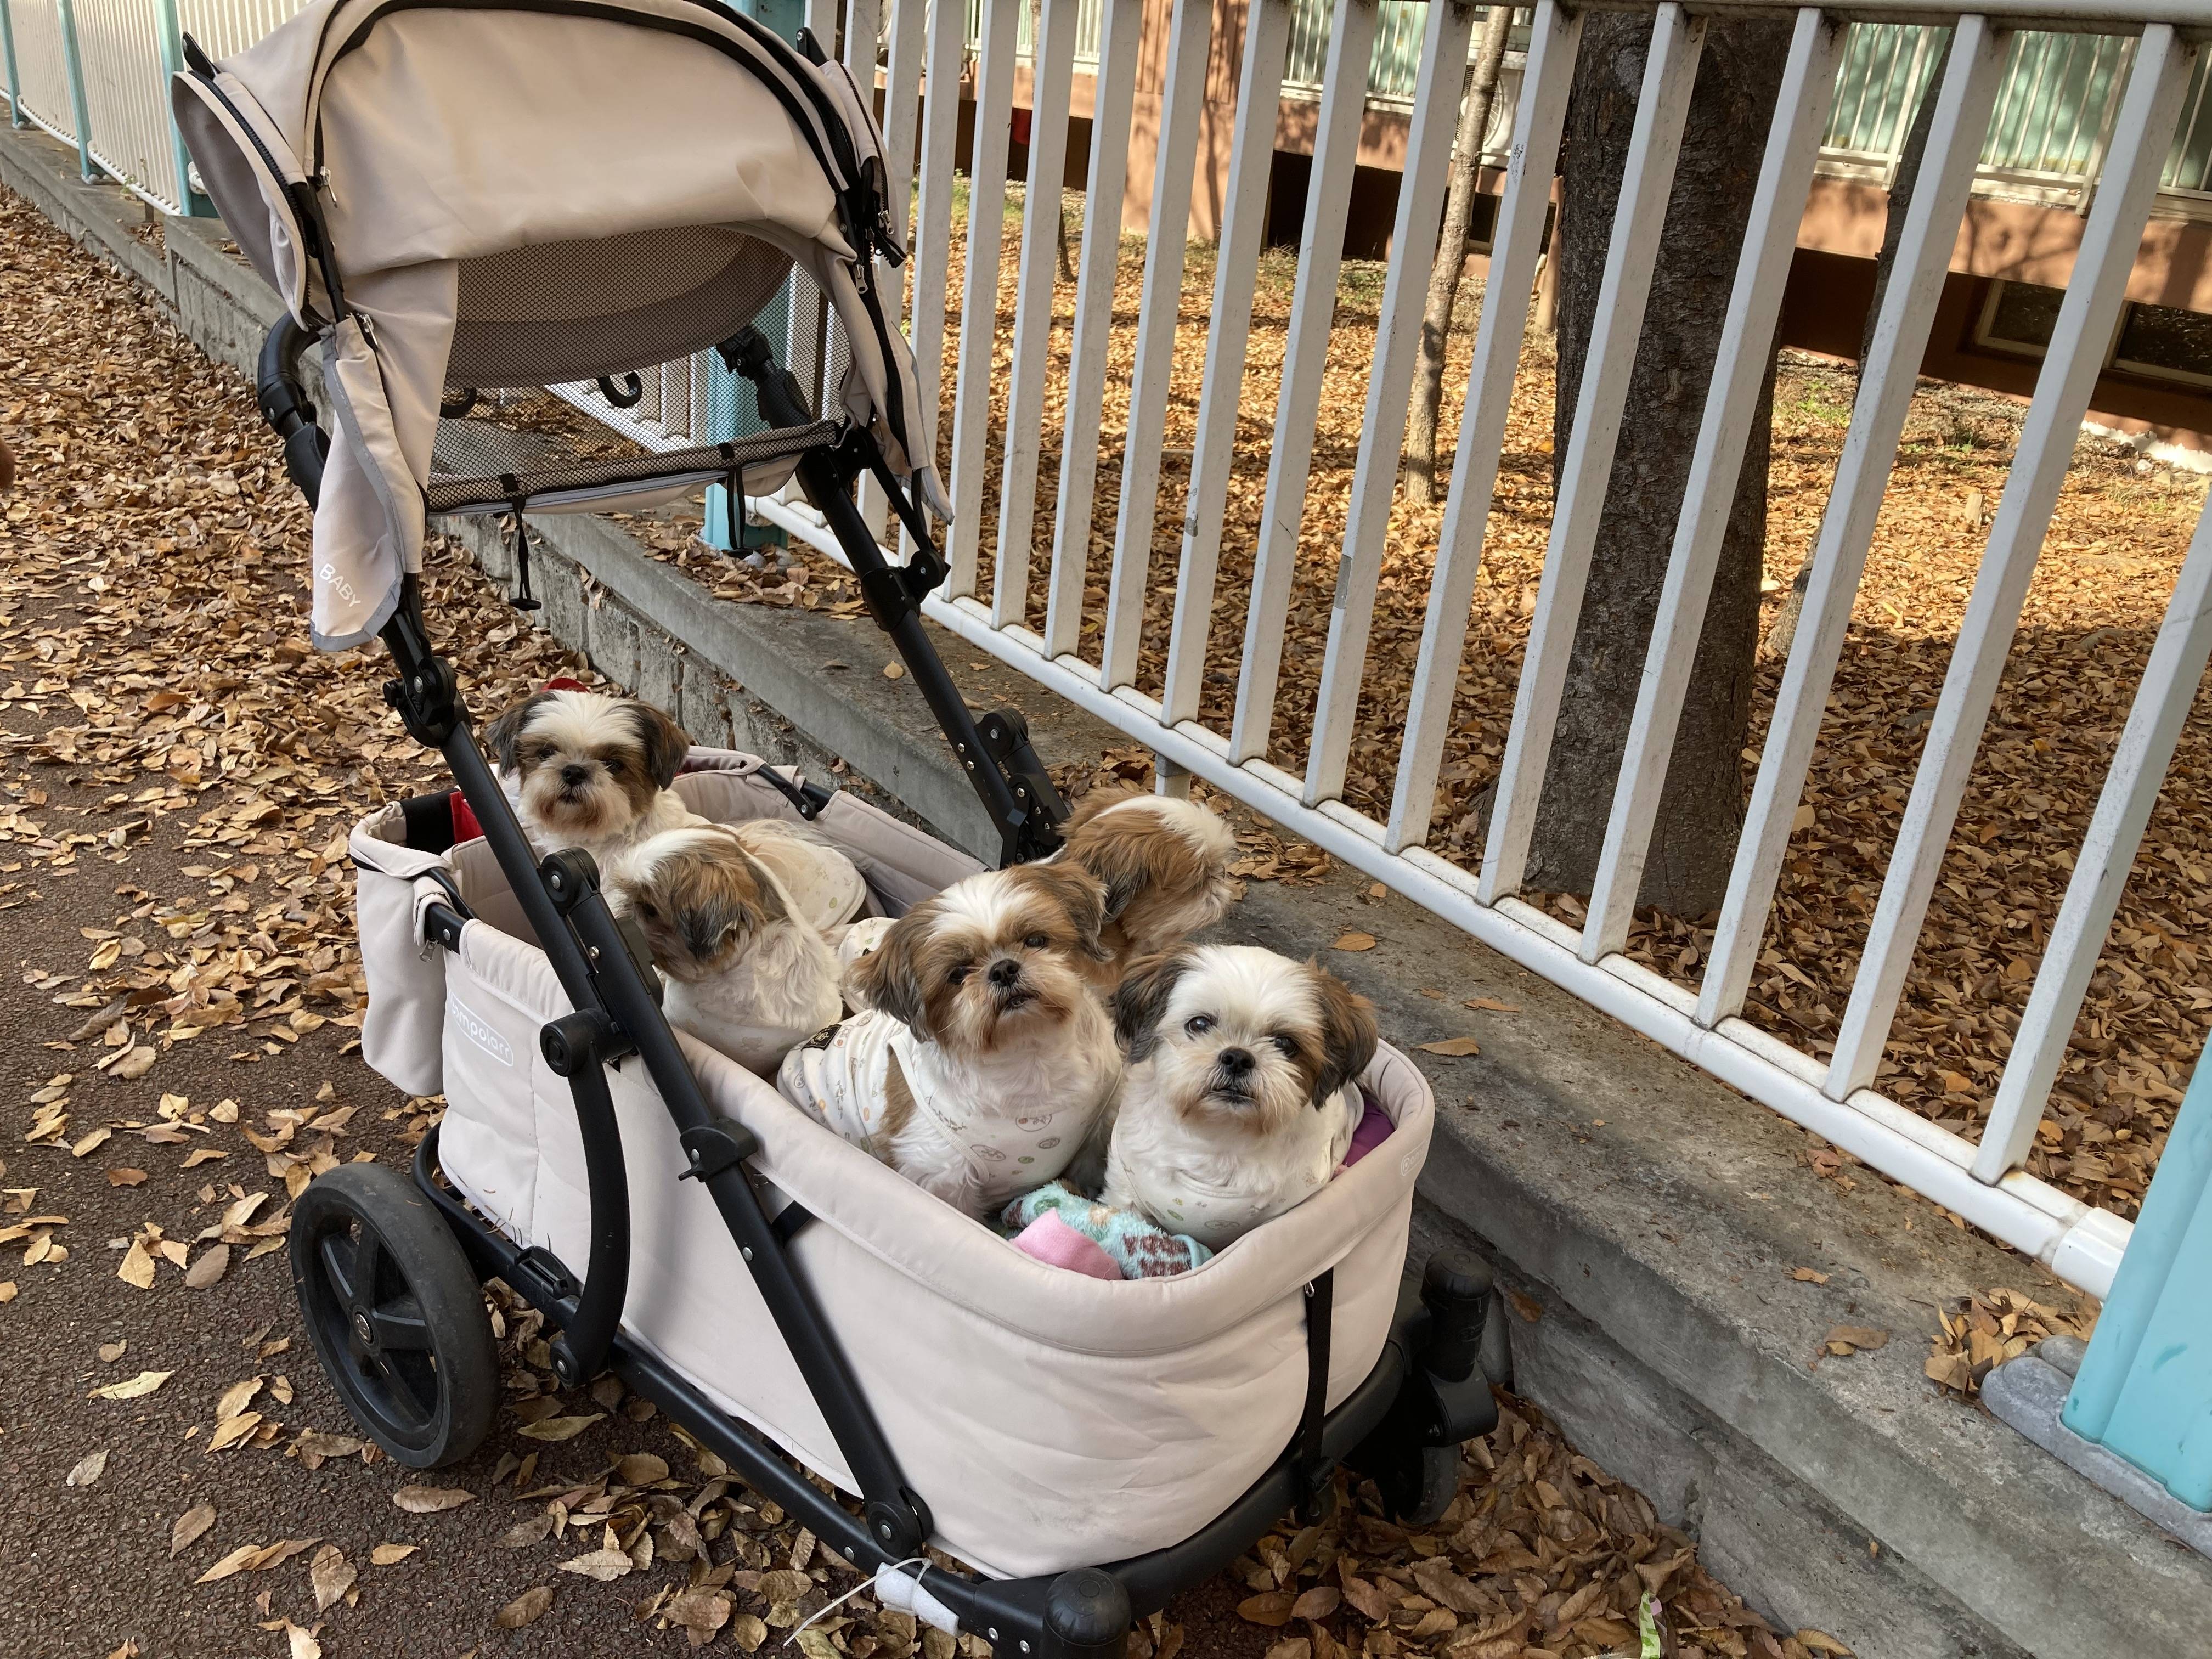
(1115, 945), (1376, 1135)
(484, 689), (689, 845)
(609, 827), (787, 984)
(846, 862), (1110, 1055)
(1059, 790), (1238, 959)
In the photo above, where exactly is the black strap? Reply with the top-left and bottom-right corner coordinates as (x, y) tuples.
(771, 1203), (815, 1245)
(1296, 1269), (1334, 1522)
(504, 486), (541, 612)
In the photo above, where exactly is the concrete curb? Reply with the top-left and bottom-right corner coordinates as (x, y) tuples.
(10, 117), (2207, 1659)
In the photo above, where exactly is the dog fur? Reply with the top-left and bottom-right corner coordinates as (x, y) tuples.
(778, 862), (1121, 1216)
(1057, 789), (1238, 976)
(608, 823), (843, 1077)
(1101, 944), (1376, 1249)
(483, 688), (693, 884)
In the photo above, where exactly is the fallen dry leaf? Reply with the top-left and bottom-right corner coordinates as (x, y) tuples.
(281, 1619), (321, 1659)
(196, 1543), (263, 1585)
(89, 1368), (171, 1400)
(392, 1485), (475, 1514)
(213, 1376), (263, 1421)
(1791, 1267), (1830, 1284)
(369, 1543), (419, 1566)
(1329, 932), (1376, 952)
(613, 1452), (669, 1486)
(309, 1544), (356, 1612)
(105, 1168), (148, 1186)
(116, 1238), (155, 1290)
(66, 1449), (108, 1487)
(98, 1340), (127, 1363)
(171, 1503), (216, 1556)
(1238, 1591), (1296, 1627)
(517, 1412), (603, 1443)
(1463, 997), (1520, 1013)
(558, 1547), (634, 1582)
(1822, 1325), (1891, 1356)
(1415, 1036), (1483, 1057)
(185, 1244), (230, 1289)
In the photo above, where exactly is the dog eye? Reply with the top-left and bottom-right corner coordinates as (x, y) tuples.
(1023, 932), (1048, 950)
(1271, 1034), (1299, 1058)
(636, 900), (659, 919)
(604, 757), (623, 773)
(948, 964), (972, 986)
(1184, 1014), (1214, 1038)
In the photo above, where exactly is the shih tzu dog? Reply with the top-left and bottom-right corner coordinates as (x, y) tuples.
(483, 687), (695, 885)
(1102, 945), (1377, 1250)
(1056, 788), (1238, 978)
(608, 823), (844, 1077)
(777, 862), (1120, 1218)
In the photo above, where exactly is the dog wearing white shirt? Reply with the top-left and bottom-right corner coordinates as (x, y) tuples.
(1102, 944), (1376, 1249)
(778, 861), (1120, 1218)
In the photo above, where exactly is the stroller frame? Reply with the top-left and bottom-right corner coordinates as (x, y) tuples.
(266, 295), (1493, 1659)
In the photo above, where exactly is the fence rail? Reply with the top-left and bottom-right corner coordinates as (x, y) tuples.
(6, 0), (2211, 1302)
(765, 0), (2209, 1302)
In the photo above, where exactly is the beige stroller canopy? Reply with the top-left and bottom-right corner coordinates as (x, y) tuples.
(172, 0), (947, 650)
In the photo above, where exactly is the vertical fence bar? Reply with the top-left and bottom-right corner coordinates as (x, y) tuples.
(1476, 2), (1707, 906)
(55, 0), (99, 180)
(1300, 0), (1481, 805)
(1041, 0), (1142, 659)
(945, 0), (1022, 598)
(1579, 8), (1843, 961)
(154, 0), (212, 212)
(1156, 0), (1294, 723)
(989, 0), (1080, 628)
(1098, 0), (1212, 691)
(1977, 488), (2212, 1182)
(1824, 26), (2197, 1103)
(1, 0), (23, 131)
(1696, 16), (2010, 1029)
(906, 0), (967, 554)
(1385, 0), (1584, 854)
(1227, 0), (1382, 763)
(882, 0), (926, 218)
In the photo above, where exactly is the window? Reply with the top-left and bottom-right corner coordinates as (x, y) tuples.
(1973, 279), (2212, 390)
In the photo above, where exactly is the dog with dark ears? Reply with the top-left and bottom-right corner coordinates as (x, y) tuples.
(482, 687), (696, 885)
(1100, 944), (1377, 1249)
(777, 862), (1121, 1217)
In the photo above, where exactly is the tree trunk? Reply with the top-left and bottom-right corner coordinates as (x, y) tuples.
(1523, 12), (1792, 917)
(1402, 4), (1518, 504)
(1764, 30), (1951, 662)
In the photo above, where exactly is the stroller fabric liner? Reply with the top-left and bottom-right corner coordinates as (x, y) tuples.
(352, 755), (1435, 1579)
(173, 0), (949, 652)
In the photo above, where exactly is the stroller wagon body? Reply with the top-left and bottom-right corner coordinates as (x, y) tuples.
(176, 3), (1498, 1651)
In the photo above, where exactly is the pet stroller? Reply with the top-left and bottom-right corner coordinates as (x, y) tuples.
(173, 4), (1496, 1651)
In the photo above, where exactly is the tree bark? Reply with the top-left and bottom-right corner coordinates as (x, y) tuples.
(1523, 12), (1792, 917)
(1765, 30), (1950, 662)
(1402, 4), (1518, 504)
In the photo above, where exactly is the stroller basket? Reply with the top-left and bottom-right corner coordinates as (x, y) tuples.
(173, 3), (1501, 1654)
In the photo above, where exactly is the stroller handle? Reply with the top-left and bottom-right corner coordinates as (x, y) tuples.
(258, 315), (331, 509)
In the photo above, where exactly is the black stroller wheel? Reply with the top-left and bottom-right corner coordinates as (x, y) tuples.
(1367, 1440), (1462, 1528)
(290, 1163), (499, 1469)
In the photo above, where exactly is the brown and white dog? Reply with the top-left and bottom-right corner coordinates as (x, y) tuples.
(483, 687), (695, 885)
(608, 823), (843, 1077)
(1056, 789), (1238, 979)
(776, 862), (1120, 1217)
(1101, 945), (1376, 1249)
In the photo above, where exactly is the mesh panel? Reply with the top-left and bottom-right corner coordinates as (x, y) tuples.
(448, 226), (795, 390)
(427, 410), (837, 515)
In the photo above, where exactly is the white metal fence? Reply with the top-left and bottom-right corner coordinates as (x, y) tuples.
(743, 0), (2210, 1302)
(5, 0), (2209, 1301)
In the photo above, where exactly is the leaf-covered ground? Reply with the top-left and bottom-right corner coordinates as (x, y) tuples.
(717, 183), (2210, 1221)
(1, 184), (1836, 1658)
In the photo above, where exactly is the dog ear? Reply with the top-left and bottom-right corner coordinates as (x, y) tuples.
(626, 701), (692, 790)
(845, 907), (935, 1040)
(1021, 860), (1112, 960)
(1113, 950), (1192, 1062)
(1310, 967), (1379, 1105)
(482, 692), (550, 771)
(1060, 789), (1147, 919)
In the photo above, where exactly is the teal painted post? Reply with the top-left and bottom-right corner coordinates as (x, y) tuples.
(1, 0), (26, 131)
(704, 0), (809, 552)
(154, 0), (213, 213)
(2063, 1057), (2212, 1510)
(54, 0), (102, 182)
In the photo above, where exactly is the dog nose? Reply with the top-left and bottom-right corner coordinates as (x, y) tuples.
(1217, 1047), (1254, 1076)
(987, 958), (1022, 989)
(561, 763), (590, 788)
